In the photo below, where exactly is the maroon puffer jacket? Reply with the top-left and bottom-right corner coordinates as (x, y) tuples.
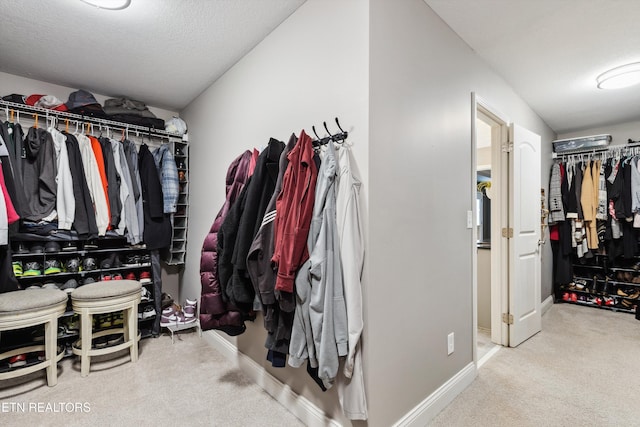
(199, 150), (252, 335)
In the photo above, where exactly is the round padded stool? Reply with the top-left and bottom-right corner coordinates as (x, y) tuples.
(0, 288), (68, 386)
(71, 280), (141, 377)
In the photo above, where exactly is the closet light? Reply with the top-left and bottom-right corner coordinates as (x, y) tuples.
(596, 62), (640, 89)
(80, 0), (131, 10)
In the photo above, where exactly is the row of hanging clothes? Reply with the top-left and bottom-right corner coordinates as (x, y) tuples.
(550, 141), (640, 285)
(0, 111), (178, 250)
(198, 118), (367, 420)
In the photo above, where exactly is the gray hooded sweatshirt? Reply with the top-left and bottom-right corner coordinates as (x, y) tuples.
(288, 141), (348, 388)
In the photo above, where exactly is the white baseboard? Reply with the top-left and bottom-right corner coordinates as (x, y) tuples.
(392, 362), (477, 427)
(202, 330), (340, 427)
(541, 294), (554, 316)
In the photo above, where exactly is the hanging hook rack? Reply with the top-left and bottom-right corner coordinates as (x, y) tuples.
(311, 117), (349, 148)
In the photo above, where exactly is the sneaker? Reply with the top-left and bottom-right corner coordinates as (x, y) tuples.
(93, 336), (109, 349)
(160, 306), (178, 326)
(62, 241), (78, 251)
(112, 312), (124, 327)
(112, 273), (123, 280)
(125, 272), (137, 280)
(42, 281), (60, 290)
(177, 310), (196, 325)
(113, 255), (123, 268)
(139, 306), (156, 320)
(83, 277), (96, 285)
(99, 253), (116, 269)
(124, 254), (141, 266)
(23, 261), (42, 276)
(60, 279), (79, 294)
(101, 274), (112, 281)
(139, 271), (152, 284)
(12, 261), (23, 277)
(14, 242), (29, 254)
(65, 257), (81, 273)
(141, 287), (151, 302)
(161, 293), (174, 309)
(30, 243), (44, 254)
(96, 315), (112, 329)
(8, 354), (27, 368)
(140, 254), (150, 264)
(44, 259), (62, 275)
(82, 257), (97, 271)
(107, 335), (124, 346)
(183, 298), (197, 319)
(44, 241), (61, 253)
(84, 240), (99, 250)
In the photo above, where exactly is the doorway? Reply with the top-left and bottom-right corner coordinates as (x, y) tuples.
(474, 101), (507, 364)
(472, 94), (543, 367)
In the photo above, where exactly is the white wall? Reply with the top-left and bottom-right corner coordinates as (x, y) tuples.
(180, 0), (368, 424)
(367, 0), (556, 424)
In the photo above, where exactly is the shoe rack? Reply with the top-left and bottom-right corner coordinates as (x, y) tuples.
(167, 136), (189, 265)
(3, 236), (158, 366)
(559, 254), (639, 314)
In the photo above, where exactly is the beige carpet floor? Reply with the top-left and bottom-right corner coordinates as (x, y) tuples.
(431, 303), (640, 426)
(0, 331), (304, 427)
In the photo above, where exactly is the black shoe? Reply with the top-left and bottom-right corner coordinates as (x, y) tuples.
(45, 241), (61, 253)
(62, 241), (78, 251)
(65, 257), (81, 273)
(82, 257), (97, 271)
(99, 253), (116, 269)
(14, 242), (29, 254)
(30, 243), (44, 254)
(84, 239), (99, 250)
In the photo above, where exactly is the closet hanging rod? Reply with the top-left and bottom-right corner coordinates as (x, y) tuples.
(552, 140), (640, 160)
(0, 99), (182, 140)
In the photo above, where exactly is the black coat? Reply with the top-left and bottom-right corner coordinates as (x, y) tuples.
(139, 144), (171, 250)
(228, 139), (283, 310)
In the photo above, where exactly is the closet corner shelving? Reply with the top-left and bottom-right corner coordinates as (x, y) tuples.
(166, 135), (189, 265)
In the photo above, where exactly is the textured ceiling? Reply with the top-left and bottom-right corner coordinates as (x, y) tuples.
(2, 0), (638, 133)
(425, 0), (640, 134)
(0, 0), (306, 111)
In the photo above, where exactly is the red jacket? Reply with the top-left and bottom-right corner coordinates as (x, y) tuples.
(272, 130), (318, 293)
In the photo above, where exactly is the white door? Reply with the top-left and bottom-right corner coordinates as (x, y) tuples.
(508, 124), (542, 347)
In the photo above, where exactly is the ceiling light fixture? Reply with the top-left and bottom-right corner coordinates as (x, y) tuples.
(80, 0), (131, 10)
(596, 62), (640, 89)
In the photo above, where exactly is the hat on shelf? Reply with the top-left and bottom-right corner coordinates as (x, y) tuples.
(2, 94), (26, 104)
(165, 116), (187, 135)
(25, 94), (68, 112)
(65, 89), (106, 118)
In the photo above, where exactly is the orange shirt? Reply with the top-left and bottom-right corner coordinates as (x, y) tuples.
(88, 135), (110, 228)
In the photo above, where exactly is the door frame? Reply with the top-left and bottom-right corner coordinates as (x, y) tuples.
(471, 93), (511, 364)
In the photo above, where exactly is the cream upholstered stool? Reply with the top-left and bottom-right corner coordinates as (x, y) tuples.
(0, 288), (68, 386)
(70, 280), (142, 377)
